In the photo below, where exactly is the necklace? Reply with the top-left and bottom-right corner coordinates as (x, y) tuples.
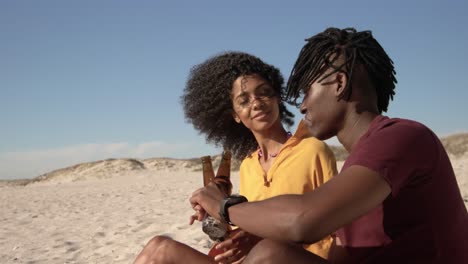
(257, 131), (292, 158)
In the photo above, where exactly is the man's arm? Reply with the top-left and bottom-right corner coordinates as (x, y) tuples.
(192, 165), (391, 244)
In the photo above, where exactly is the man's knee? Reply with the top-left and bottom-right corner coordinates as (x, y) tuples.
(244, 239), (288, 263)
(245, 239), (329, 264)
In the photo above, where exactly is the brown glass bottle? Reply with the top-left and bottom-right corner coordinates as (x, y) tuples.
(200, 155), (215, 187)
(200, 152), (232, 242)
(213, 150), (233, 196)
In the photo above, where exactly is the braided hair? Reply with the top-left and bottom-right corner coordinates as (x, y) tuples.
(181, 51), (294, 160)
(286, 27), (397, 113)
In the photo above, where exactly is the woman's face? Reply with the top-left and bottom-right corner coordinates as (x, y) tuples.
(231, 74), (281, 133)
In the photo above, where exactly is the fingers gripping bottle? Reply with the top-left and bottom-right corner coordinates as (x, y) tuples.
(200, 151), (233, 242)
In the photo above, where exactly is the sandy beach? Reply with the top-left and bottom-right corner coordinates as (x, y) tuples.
(1, 152), (466, 264)
(0, 158), (242, 264)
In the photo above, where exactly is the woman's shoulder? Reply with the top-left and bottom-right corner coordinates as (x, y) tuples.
(239, 150), (259, 169)
(297, 136), (331, 152)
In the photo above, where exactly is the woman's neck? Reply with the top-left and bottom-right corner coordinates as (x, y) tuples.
(255, 124), (291, 162)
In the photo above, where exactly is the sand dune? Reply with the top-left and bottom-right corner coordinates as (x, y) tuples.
(0, 134), (467, 264)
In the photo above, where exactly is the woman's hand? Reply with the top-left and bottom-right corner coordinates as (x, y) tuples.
(211, 229), (262, 263)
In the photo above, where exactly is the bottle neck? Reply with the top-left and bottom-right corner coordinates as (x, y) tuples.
(201, 156), (215, 186)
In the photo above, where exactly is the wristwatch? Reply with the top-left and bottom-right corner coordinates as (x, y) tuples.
(219, 195), (248, 226)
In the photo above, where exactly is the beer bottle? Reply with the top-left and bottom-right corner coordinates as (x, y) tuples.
(213, 150), (233, 196)
(200, 151), (232, 242)
(201, 155), (215, 187)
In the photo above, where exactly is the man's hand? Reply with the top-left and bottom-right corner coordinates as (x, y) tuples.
(190, 181), (225, 221)
(189, 204), (206, 225)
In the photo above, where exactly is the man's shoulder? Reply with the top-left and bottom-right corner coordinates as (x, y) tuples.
(359, 116), (439, 159)
(372, 116), (434, 138)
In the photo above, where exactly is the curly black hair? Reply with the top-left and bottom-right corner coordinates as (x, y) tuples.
(181, 51), (295, 160)
(286, 27), (397, 113)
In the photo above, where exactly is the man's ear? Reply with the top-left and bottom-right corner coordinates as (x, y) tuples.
(335, 72), (348, 97)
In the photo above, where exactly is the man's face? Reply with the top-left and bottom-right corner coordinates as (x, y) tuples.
(299, 72), (343, 140)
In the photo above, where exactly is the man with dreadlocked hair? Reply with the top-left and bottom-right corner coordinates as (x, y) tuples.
(134, 51), (337, 264)
(190, 28), (468, 263)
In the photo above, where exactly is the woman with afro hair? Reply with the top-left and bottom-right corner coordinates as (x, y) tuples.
(134, 51), (337, 264)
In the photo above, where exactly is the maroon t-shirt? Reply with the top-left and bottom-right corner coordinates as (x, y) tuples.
(335, 115), (468, 263)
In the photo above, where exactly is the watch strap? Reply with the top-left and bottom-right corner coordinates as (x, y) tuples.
(219, 195), (248, 226)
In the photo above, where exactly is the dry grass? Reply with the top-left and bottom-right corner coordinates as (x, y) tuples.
(440, 133), (468, 157)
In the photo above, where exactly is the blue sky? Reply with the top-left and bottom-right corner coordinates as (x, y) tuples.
(1, 0), (467, 179)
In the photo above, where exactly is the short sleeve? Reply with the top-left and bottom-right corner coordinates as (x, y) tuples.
(346, 119), (438, 196)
